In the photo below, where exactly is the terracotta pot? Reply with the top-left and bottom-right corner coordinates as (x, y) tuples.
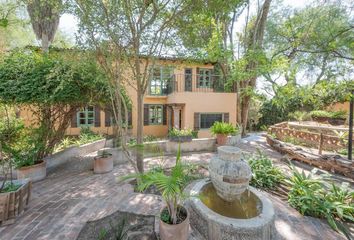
(328, 118), (346, 126)
(312, 116), (329, 123)
(159, 206), (189, 240)
(17, 161), (46, 182)
(94, 153), (113, 174)
(216, 134), (228, 145)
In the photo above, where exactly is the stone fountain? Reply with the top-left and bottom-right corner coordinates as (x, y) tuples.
(186, 146), (275, 240)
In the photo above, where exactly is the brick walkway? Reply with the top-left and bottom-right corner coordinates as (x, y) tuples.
(0, 134), (351, 240)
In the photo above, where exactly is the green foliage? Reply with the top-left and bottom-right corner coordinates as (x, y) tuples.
(247, 151), (284, 189)
(127, 135), (158, 147)
(53, 127), (103, 153)
(210, 122), (238, 135)
(311, 110), (347, 119)
(168, 128), (194, 137)
(0, 49), (109, 164)
(286, 167), (354, 237)
(288, 111), (312, 122)
(0, 49), (108, 105)
(0, 182), (21, 193)
(121, 145), (194, 225)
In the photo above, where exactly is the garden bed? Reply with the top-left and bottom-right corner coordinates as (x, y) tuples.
(266, 135), (354, 179)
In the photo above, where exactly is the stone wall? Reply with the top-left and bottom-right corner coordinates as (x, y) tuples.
(269, 123), (351, 151)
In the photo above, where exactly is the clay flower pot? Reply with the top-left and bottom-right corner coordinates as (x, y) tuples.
(94, 153), (113, 174)
(216, 134), (228, 145)
(17, 160), (46, 182)
(159, 206), (189, 240)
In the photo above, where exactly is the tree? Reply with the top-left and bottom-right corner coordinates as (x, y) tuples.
(0, 49), (108, 164)
(74, 0), (189, 173)
(25, 0), (64, 52)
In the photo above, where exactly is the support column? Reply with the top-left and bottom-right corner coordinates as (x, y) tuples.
(172, 106), (182, 129)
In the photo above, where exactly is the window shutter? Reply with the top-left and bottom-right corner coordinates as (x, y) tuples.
(128, 111), (132, 126)
(194, 112), (200, 130)
(196, 67), (199, 88)
(94, 106), (101, 127)
(71, 109), (78, 128)
(105, 108), (111, 127)
(224, 113), (229, 123)
(144, 104), (149, 126)
(163, 105), (167, 125)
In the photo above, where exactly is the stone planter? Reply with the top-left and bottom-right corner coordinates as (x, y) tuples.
(169, 135), (193, 143)
(159, 206), (189, 240)
(94, 153), (113, 174)
(328, 118), (346, 126)
(216, 134), (228, 145)
(17, 161), (46, 182)
(0, 179), (32, 226)
(209, 146), (252, 201)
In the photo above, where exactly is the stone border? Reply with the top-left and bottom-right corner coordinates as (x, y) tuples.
(45, 139), (113, 171)
(186, 179), (275, 240)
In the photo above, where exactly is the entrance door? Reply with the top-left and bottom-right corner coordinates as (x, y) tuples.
(184, 68), (192, 91)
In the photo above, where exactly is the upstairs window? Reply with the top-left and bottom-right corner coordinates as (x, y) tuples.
(77, 106), (95, 127)
(149, 66), (174, 95)
(198, 68), (212, 88)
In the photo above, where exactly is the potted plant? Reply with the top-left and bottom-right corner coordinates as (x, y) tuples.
(121, 146), (191, 240)
(168, 128), (193, 142)
(94, 139), (113, 174)
(227, 124), (241, 146)
(210, 122), (237, 145)
(310, 110), (331, 123)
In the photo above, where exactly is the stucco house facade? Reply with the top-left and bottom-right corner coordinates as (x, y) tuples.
(19, 57), (237, 138)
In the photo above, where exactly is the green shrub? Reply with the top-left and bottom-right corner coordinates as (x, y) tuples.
(311, 110), (347, 119)
(210, 122), (237, 135)
(168, 128), (193, 137)
(247, 151), (284, 189)
(286, 167), (354, 237)
(288, 111), (312, 121)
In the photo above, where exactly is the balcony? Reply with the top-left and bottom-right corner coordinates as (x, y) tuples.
(148, 74), (234, 96)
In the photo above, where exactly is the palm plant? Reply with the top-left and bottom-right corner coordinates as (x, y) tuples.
(121, 145), (192, 225)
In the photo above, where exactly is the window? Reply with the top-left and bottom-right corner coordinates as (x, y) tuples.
(149, 105), (163, 125)
(149, 66), (174, 95)
(198, 68), (212, 88)
(200, 113), (223, 129)
(77, 106), (95, 127)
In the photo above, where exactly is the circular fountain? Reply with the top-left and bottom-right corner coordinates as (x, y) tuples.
(186, 146), (275, 240)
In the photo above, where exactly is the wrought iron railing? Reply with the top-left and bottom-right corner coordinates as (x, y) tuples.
(148, 74), (233, 96)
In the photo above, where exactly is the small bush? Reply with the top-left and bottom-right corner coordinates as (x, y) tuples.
(288, 111), (312, 121)
(247, 151), (284, 189)
(286, 167), (354, 237)
(311, 110), (347, 119)
(210, 122), (238, 135)
(168, 128), (193, 137)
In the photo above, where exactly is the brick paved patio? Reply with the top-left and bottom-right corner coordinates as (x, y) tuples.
(0, 134), (351, 240)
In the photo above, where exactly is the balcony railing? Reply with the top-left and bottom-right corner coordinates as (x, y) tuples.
(148, 74), (233, 96)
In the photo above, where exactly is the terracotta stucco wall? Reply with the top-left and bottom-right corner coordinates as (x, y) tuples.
(18, 59), (237, 138)
(329, 102), (350, 112)
(167, 92), (237, 138)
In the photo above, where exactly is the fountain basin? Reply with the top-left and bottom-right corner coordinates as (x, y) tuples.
(186, 179), (275, 240)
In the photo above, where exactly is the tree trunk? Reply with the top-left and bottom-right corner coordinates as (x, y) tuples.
(136, 92), (144, 173)
(41, 33), (49, 53)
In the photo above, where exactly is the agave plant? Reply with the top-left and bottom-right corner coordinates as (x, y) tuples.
(121, 145), (195, 224)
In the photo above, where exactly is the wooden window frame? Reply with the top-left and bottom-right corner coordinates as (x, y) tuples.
(197, 68), (212, 88)
(199, 113), (224, 129)
(77, 106), (95, 127)
(149, 105), (164, 125)
(149, 66), (174, 95)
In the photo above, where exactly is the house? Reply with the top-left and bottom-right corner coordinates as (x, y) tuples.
(20, 57), (237, 138)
